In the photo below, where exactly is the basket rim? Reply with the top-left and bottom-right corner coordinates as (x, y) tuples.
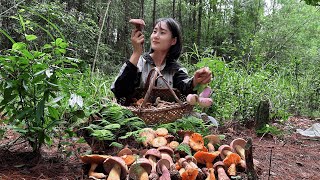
(124, 102), (191, 112)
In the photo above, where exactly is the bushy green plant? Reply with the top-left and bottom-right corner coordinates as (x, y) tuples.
(0, 32), (78, 152)
(81, 102), (146, 148)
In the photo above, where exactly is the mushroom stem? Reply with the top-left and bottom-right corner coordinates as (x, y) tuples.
(159, 164), (170, 180)
(148, 156), (157, 172)
(227, 164), (237, 176)
(205, 168), (216, 180)
(139, 169), (149, 180)
(217, 166), (230, 180)
(207, 143), (215, 152)
(235, 145), (245, 160)
(222, 149), (232, 157)
(107, 164), (121, 180)
(88, 163), (106, 179)
(182, 133), (192, 144)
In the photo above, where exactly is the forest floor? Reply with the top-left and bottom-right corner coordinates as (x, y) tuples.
(0, 116), (319, 180)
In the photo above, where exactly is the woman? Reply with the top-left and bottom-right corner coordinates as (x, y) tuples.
(111, 18), (211, 102)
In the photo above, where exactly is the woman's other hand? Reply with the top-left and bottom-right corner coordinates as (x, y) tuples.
(193, 67), (212, 87)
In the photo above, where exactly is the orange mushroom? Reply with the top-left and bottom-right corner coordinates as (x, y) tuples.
(181, 168), (198, 180)
(219, 144), (246, 170)
(189, 133), (205, 151)
(193, 151), (220, 168)
(202, 167), (216, 180)
(223, 153), (242, 176)
(118, 148), (137, 166)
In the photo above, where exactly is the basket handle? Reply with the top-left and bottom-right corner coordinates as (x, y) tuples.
(141, 67), (183, 107)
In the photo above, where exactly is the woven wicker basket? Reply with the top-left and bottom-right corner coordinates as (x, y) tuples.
(119, 67), (193, 125)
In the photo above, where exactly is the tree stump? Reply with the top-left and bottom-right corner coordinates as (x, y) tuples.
(254, 100), (270, 132)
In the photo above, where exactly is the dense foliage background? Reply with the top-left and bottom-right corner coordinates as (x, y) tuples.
(0, 0), (319, 153)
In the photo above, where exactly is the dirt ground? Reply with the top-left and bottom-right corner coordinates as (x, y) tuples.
(0, 116), (319, 180)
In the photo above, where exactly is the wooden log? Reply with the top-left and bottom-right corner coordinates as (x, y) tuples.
(245, 138), (258, 180)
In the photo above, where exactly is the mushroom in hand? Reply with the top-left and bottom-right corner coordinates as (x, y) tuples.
(129, 19), (145, 31)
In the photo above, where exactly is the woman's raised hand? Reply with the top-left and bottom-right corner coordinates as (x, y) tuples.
(193, 67), (212, 87)
(131, 29), (144, 55)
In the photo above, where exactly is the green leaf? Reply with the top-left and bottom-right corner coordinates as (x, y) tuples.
(109, 142), (123, 148)
(48, 106), (59, 120)
(55, 38), (63, 46)
(76, 137), (86, 143)
(12, 42), (26, 50)
(36, 99), (45, 123)
(104, 124), (121, 130)
(25, 34), (37, 41)
(43, 44), (52, 49)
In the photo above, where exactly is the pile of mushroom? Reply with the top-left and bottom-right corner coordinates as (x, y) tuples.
(80, 127), (259, 180)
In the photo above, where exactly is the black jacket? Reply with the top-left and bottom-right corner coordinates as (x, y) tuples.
(111, 53), (195, 100)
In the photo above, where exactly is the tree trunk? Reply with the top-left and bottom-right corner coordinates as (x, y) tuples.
(197, 0), (202, 46)
(178, 0), (182, 23)
(172, 0), (176, 19)
(245, 138), (258, 180)
(152, 0), (156, 27)
(140, 0), (145, 19)
(255, 100), (271, 131)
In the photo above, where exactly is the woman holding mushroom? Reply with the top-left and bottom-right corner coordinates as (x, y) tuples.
(111, 18), (212, 101)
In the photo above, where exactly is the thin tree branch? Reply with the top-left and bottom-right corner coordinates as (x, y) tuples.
(91, 0), (112, 75)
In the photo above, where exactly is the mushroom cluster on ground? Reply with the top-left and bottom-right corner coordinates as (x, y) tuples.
(80, 127), (260, 180)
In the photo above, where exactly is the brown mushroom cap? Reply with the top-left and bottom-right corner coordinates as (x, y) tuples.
(218, 145), (232, 159)
(168, 141), (180, 150)
(158, 146), (174, 157)
(230, 138), (247, 158)
(213, 161), (227, 170)
(129, 158), (152, 179)
(156, 128), (169, 136)
(204, 135), (221, 145)
(80, 154), (110, 164)
(189, 133), (204, 151)
(185, 155), (197, 165)
(152, 137), (168, 148)
(129, 19), (145, 30)
(156, 158), (171, 174)
(139, 128), (156, 147)
(103, 156), (128, 179)
(118, 147), (133, 157)
(164, 134), (175, 142)
(144, 149), (161, 159)
(177, 130), (194, 137)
